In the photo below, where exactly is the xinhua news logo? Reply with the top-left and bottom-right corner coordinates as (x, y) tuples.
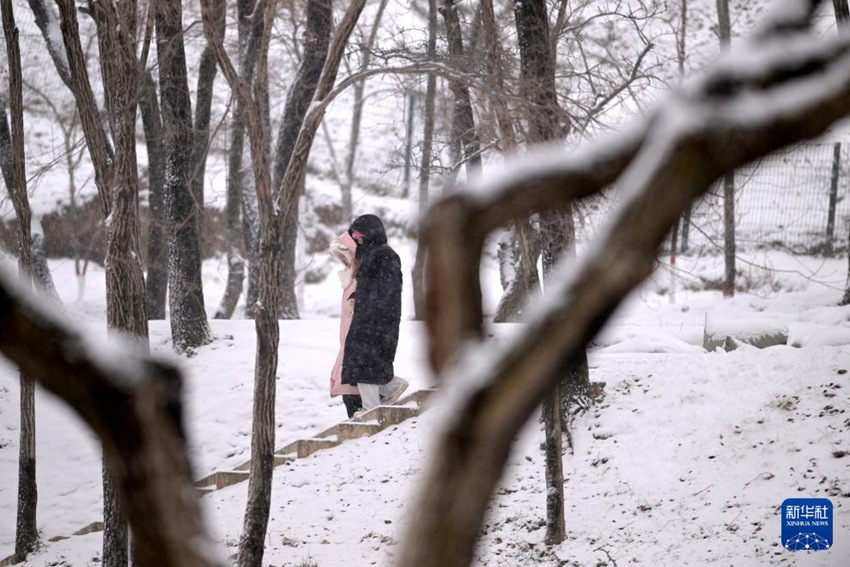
(781, 498), (833, 551)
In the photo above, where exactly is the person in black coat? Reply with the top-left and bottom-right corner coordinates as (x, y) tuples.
(342, 214), (407, 415)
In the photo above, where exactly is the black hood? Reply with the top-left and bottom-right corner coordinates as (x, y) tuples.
(349, 214), (388, 250)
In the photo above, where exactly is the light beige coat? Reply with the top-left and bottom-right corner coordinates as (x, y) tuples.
(329, 232), (360, 397)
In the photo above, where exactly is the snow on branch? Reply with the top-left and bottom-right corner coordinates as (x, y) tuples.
(0, 269), (225, 567)
(403, 6), (850, 567)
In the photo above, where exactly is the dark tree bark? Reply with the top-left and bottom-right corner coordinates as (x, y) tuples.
(493, 222), (540, 322)
(1, 2), (38, 560)
(496, 0), (568, 324)
(541, 382), (565, 545)
(481, 0), (517, 151)
(57, 3), (151, 565)
(26, 0), (72, 85)
(412, 0), (438, 321)
(140, 72), (168, 320)
(218, 0), (260, 319)
(273, 0), (333, 320)
(189, 0), (225, 313)
(835, 0), (850, 25)
(440, 0), (482, 179)
(514, 0), (589, 411)
(201, 1), (277, 564)
(156, 0), (212, 351)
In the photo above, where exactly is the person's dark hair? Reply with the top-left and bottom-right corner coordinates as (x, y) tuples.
(351, 252), (364, 279)
(348, 214), (387, 278)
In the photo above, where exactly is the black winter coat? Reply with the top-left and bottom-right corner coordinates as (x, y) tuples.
(342, 215), (402, 386)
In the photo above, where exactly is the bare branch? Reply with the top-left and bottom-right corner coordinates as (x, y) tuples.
(401, 12), (850, 567)
(0, 271), (225, 567)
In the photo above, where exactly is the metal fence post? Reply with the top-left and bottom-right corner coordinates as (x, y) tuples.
(826, 142), (841, 254)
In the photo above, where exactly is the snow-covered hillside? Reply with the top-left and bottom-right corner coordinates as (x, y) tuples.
(0, 251), (848, 566)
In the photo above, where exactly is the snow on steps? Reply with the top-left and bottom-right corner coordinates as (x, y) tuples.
(7, 388), (437, 554)
(195, 388), (434, 490)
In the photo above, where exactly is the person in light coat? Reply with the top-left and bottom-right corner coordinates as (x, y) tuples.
(329, 231), (363, 418)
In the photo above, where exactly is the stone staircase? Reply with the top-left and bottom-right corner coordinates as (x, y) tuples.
(194, 388), (434, 492)
(0, 388), (435, 562)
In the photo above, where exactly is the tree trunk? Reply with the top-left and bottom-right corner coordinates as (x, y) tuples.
(273, 0), (333, 320)
(440, 0), (482, 179)
(200, 0), (277, 564)
(157, 0), (212, 351)
(515, 0), (583, 545)
(412, 0), (438, 321)
(482, 0), (523, 324)
(65, 3), (151, 564)
(1, 3), (38, 559)
(541, 383), (565, 545)
(722, 172), (736, 297)
(140, 72), (168, 320)
(102, 455), (128, 567)
(214, 0), (252, 320)
(835, 0), (850, 25)
(233, 0), (263, 319)
(402, 90), (416, 198)
(481, 0), (517, 151)
(31, 233), (61, 301)
(493, 221), (540, 322)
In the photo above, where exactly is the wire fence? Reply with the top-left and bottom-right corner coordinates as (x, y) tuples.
(575, 142), (850, 256)
(682, 142), (850, 255)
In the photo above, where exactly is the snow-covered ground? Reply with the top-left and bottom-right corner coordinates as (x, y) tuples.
(0, 249), (848, 567)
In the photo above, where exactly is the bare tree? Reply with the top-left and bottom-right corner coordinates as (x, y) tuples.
(201, 0), (279, 561)
(215, 0), (254, 320)
(1, 1), (37, 560)
(412, 0), (439, 320)
(399, 2), (850, 566)
(55, 2), (151, 564)
(156, 0), (212, 351)
(440, 0), (482, 180)
(141, 70), (168, 319)
(273, 0), (333, 321)
(513, 0), (572, 544)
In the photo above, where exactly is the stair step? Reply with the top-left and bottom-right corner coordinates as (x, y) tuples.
(233, 453), (294, 472)
(349, 404), (421, 426)
(47, 388), (437, 545)
(194, 470), (251, 490)
(296, 437), (340, 458)
(337, 421), (385, 440)
(397, 387), (437, 409)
